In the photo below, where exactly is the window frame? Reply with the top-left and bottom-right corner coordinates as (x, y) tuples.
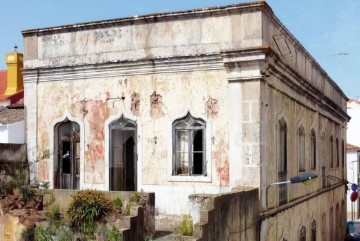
(169, 112), (211, 182)
(298, 125), (306, 172)
(310, 129), (316, 170)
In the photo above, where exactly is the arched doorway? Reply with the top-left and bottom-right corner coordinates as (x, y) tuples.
(54, 119), (80, 189)
(109, 115), (137, 191)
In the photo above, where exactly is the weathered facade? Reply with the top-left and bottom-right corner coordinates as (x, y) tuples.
(22, 2), (349, 240)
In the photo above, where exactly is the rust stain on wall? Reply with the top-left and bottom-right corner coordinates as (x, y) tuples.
(131, 92), (140, 116)
(206, 97), (219, 117)
(150, 91), (164, 118)
(84, 99), (109, 164)
(37, 160), (49, 181)
(213, 140), (229, 185)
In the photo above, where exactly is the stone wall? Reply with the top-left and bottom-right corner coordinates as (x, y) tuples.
(190, 188), (259, 241)
(0, 143), (26, 162)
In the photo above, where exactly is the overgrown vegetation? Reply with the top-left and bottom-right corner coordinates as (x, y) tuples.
(106, 226), (123, 241)
(46, 204), (60, 220)
(66, 190), (114, 237)
(176, 214), (193, 236)
(113, 197), (123, 210)
(34, 225), (56, 241)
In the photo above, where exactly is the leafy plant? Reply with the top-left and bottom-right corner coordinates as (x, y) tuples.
(113, 197), (123, 210)
(130, 192), (141, 203)
(106, 226), (123, 241)
(46, 204), (60, 220)
(143, 234), (154, 241)
(34, 225), (55, 241)
(66, 190), (113, 235)
(125, 201), (132, 216)
(176, 215), (193, 236)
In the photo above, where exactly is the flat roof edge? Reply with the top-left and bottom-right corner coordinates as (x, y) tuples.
(22, 1), (271, 36)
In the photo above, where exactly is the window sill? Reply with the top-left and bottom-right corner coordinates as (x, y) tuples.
(168, 175), (211, 183)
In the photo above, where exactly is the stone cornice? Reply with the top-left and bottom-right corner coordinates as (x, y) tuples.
(221, 47), (349, 122)
(22, 54), (223, 83)
(22, 1), (270, 36)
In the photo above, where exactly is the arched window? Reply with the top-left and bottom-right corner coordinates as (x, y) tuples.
(299, 226), (306, 241)
(109, 115), (137, 191)
(173, 113), (206, 175)
(278, 118), (287, 205)
(311, 129), (316, 170)
(330, 136), (334, 168)
(298, 125), (305, 172)
(311, 219), (316, 241)
(55, 120), (80, 189)
(336, 138), (339, 167)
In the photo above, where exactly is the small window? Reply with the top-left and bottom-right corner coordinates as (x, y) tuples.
(300, 226), (306, 241)
(336, 138), (339, 167)
(342, 139), (345, 168)
(311, 129), (316, 170)
(278, 118), (287, 205)
(311, 220), (316, 241)
(279, 118), (287, 173)
(330, 136), (334, 168)
(173, 113), (206, 176)
(298, 126), (305, 172)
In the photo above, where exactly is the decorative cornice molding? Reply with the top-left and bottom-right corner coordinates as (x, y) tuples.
(23, 54), (223, 83)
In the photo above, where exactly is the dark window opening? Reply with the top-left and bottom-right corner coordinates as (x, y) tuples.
(62, 141), (71, 174)
(55, 120), (80, 190)
(109, 115), (137, 191)
(173, 113), (206, 176)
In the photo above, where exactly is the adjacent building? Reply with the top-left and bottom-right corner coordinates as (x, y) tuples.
(0, 50), (25, 144)
(346, 99), (360, 220)
(22, 2), (349, 240)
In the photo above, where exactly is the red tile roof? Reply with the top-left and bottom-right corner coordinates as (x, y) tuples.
(347, 143), (360, 151)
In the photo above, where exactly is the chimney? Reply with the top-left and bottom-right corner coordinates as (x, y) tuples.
(4, 47), (23, 96)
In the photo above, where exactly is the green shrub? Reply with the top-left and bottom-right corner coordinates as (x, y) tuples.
(46, 204), (60, 220)
(66, 190), (113, 235)
(113, 197), (123, 210)
(176, 215), (193, 236)
(34, 225), (55, 241)
(106, 227), (123, 241)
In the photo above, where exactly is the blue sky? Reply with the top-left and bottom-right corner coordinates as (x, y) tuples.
(0, 0), (359, 98)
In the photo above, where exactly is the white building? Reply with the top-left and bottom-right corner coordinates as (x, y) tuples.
(347, 99), (360, 220)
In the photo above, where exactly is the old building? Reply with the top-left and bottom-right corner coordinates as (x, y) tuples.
(22, 1), (349, 240)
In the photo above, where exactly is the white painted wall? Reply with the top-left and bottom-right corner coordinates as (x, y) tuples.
(7, 121), (25, 144)
(348, 100), (360, 146)
(0, 125), (9, 143)
(347, 100), (360, 219)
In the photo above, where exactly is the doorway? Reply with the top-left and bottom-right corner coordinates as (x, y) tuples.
(55, 120), (80, 189)
(110, 115), (137, 191)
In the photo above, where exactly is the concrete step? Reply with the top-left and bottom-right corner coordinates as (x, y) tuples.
(193, 222), (208, 239)
(115, 215), (137, 229)
(154, 232), (198, 241)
